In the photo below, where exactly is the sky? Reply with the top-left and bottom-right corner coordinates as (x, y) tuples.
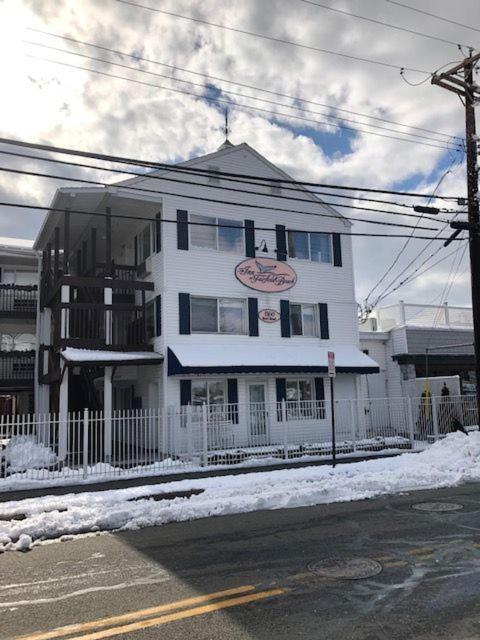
(0, 0), (478, 312)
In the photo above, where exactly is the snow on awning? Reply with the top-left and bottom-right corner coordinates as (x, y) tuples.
(167, 344), (379, 376)
(61, 348), (164, 366)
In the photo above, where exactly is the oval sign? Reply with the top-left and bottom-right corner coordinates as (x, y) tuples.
(259, 308), (281, 323)
(235, 257), (297, 292)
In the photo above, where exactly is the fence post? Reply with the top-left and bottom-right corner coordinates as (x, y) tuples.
(281, 399), (288, 460)
(431, 395), (439, 441)
(186, 404), (193, 460)
(202, 403), (208, 467)
(83, 407), (89, 479)
(407, 397), (415, 448)
(350, 399), (356, 451)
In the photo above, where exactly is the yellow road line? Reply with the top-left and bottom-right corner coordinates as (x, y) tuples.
(66, 589), (285, 640)
(15, 585), (257, 640)
(383, 561), (408, 568)
(407, 547), (434, 556)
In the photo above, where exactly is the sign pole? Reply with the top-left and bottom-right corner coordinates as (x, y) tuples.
(328, 351), (336, 468)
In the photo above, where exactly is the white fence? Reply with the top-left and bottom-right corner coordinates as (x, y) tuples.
(0, 395), (477, 486)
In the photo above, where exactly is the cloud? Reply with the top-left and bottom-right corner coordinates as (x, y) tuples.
(0, 0), (474, 307)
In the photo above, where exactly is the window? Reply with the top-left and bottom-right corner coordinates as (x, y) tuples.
(286, 379), (324, 419)
(207, 165), (220, 184)
(2, 270), (37, 286)
(191, 297), (246, 334)
(270, 181), (282, 196)
(136, 223), (154, 264)
(190, 214), (243, 253)
(192, 379), (226, 406)
(288, 231), (332, 263)
(290, 303), (318, 337)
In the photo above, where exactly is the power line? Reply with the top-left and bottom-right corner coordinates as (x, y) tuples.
(364, 154), (464, 305)
(25, 40), (460, 148)
(27, 53), (461, 154)
(0, 136), (463, 201)
(384, 0), (480, 35)
(0, 165), (444, 231)
(27, 28), (463, 143)
(0, 200), (460, 241)
(0, 149), (453, 223)
(114, 0), (431, 75)
(297, 0), (474, 48)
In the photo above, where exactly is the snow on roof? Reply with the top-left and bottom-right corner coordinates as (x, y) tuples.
(0, 237), (35, 250)
(169, 343), (378, 370)
(61, 348), (163, 363)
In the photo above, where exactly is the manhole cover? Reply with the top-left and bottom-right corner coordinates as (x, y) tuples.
(412, 502), (463, 512)
(307, 557), (382, 580)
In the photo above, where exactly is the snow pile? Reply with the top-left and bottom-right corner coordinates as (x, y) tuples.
(3, 436), (57, 472)
(0, 432), (479, 552)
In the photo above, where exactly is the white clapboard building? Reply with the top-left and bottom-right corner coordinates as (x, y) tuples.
(34, 141), (378, 451)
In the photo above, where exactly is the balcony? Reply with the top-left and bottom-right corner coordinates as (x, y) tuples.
(0, 351), (35, 388)
(0, 285), (37, 318)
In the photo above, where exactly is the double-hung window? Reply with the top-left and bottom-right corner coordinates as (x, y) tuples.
(190, 214), (243, 253)
(136, 223), (154, 264)
(286, 378), (324, 419)
(289, 303), (318, 337)
(288, 231), (332, 264)
(191, 296), (247, 334)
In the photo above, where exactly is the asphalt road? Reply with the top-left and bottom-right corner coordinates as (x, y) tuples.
(2, 483), (480, 639)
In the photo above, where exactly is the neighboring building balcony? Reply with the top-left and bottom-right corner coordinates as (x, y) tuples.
(0, 284), (37, 318)
(0, 350), (35, 388)
(367, 302), (473, 333)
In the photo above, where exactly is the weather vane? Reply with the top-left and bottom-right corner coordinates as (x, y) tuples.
(224, 108), (229, 139)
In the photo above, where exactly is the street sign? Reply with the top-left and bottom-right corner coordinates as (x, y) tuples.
(327, 351), (336, 378)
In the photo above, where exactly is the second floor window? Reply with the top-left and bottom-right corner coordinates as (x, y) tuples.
(191, 296), (246, 334)
(290, 303), (318, 337)
(288, 231), (332, 263)
(136, 223), (154, 264)
(190, 215), (243, 253)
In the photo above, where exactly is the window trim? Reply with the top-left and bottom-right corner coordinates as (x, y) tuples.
(189, 214), (244, 254)
(287, 231), (333, 264)
(190, 295), (248, 335)
(289, 302), (319, 337)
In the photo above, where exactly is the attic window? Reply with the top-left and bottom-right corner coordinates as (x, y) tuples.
(207, 165), (220, 184)
(270, 181), (282, 196)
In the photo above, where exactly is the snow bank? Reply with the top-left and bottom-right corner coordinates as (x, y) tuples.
(3, 436), (57, 472)
(0, 432), (479, 552)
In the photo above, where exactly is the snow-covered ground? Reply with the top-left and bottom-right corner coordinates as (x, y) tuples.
(1, 432), (479, 553)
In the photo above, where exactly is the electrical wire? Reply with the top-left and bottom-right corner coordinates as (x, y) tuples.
(26, 29), (464, 143)
(0, 200), (461, 240)
(114, 0), (431, 75)
(297, 0), (473, 48)
(383, 0), (480, 35)
(0, 136), (463, 200)
(0, 165), (444, 231)
(0, 149), (454, 223)
(27, 53), (461, 154)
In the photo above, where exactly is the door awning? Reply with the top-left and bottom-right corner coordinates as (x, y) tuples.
(167, 344), (379, 376)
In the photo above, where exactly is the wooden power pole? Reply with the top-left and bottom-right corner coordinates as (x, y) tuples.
(432, 51), (480, 413)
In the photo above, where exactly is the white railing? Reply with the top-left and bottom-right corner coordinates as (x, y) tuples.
(375, 302), (473, 331)
(0, 395), (477, 486)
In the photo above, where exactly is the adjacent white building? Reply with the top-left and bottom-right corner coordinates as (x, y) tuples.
(34, 141), (378, 449)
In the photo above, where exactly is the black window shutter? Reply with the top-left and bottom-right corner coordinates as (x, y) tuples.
(179, 293), (191, 334)
(155, 212), (161, 253)
(227, 379), (239, 424)
(245, 220), (255, 258)
(180, 379), (192, 406)
(248, 298), (259, 336)
(280, 299), (291, 337)
(332, 234), (342, 267)
(155, 295), (161, 336)
(314, 377), (325, 401)
(319, 303), (329, 339)
(276, 224), (287, 261)
(134, 235), (138, 266)
(177, 210), (189, 250)
(276, 378), (286, 402)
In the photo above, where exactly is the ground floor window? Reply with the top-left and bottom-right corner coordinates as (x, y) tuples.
(191, 380), (226, 406)
(285, 378), (324, 419)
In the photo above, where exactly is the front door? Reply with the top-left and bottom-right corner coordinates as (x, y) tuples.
(248, 382), (268, 443)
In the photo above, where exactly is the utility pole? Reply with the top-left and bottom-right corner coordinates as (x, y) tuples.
(432, 51), (480, 414)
